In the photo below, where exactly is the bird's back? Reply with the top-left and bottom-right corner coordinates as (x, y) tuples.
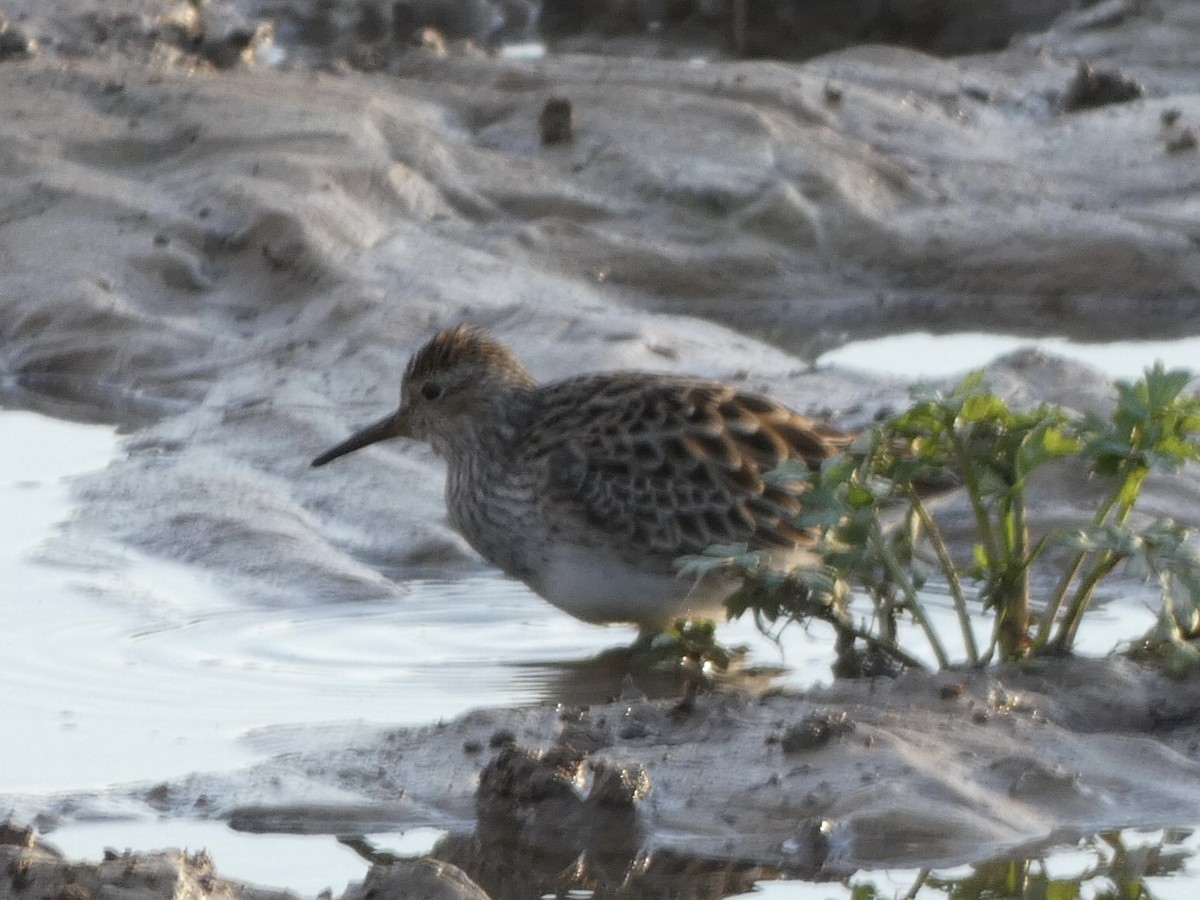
(518, 372), (853, 571)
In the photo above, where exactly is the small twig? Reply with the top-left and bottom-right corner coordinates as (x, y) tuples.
(901, 870), (931, 900)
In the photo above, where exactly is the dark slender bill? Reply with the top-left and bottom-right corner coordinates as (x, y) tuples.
(311, 412), (403, 467)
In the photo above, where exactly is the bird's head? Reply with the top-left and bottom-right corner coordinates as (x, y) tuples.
(311, 325), (535, 466)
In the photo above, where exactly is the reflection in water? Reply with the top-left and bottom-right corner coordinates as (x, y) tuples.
(344, 833), (787, 900)
(890, 827), (1198, 900)
(437, 838), (775, 900)
(338, 826), (1198, 900)
(511, 643), (786, 707)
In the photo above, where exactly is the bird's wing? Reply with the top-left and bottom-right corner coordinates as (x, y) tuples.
(526, 374), (854, 558)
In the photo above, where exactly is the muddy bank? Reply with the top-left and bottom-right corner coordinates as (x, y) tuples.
(0, 820), (492, 900)
(11, 655), (1200, 897)
(119, 658), (1200, 868)
(0, 823), (291, 900)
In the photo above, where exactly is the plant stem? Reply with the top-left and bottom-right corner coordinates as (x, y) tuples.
(902, 871), (930, 900)
(993, 491), (1031, 659)
(951, 431), (1003, 569)
(1034, 551), (1086, 649)
(786, 578), (930, 672)
(1048, 464), (1146, 652)
(1035, 468), (1128, 647)
(837, 614), (930, 672)
(869, 528), (951, 668)
(1051, 550), (1123, 653)
(909, 490), (979, 664)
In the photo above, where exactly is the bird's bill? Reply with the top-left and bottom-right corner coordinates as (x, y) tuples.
(311, 409), (408, 467)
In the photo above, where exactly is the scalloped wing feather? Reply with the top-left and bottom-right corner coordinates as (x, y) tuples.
(529, 374), (853, 560)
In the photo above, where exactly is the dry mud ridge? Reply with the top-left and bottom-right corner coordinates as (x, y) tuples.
(2, 0), (1200, 897)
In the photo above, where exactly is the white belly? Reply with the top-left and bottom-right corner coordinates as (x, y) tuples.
(530, 544), (775, 629)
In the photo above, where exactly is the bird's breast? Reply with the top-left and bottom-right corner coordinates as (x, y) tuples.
(444, 454), (541, 581)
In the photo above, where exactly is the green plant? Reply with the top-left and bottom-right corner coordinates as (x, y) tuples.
(1042, 366), (1200, 653)
(682, 365), (1200, 672)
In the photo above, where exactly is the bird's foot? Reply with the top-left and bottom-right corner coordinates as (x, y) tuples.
(630, 619), (734, 676)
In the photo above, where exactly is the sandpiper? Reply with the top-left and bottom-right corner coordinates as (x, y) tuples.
(312, 325), (854, 630)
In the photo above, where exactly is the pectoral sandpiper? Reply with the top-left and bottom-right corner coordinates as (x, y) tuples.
(312, 326), (853, 630)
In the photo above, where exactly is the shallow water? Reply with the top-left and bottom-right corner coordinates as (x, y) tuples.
(2, 412), (636, 791)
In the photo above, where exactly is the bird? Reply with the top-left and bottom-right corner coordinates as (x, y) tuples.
(311, 325), (855, 631)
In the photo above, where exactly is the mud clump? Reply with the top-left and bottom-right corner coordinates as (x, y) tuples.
(476, 709), (649, 861)
(0, 16), (34, 61)
(340, 858), (491, 900)
(539, 97), (575, 144)
(778, 711), (856, 753)
(1060, 61), (1146, 112)
(477, 744), (649, 820)
(0, 834), (291, 900)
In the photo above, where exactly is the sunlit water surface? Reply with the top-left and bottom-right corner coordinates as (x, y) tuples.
(820, 331), (1200, 381)
(4, 330), (1198, 897)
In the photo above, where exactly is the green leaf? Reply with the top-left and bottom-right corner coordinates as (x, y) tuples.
(763, 458), (817, 487)
(1039, 423), (1080, 458)
(973, 543), (990, 570)
(1114, 465), (1149, 510)
(1045, 879), (1082, 900)
(846, 480), (878, 510)
(959, 392), (1009, 424)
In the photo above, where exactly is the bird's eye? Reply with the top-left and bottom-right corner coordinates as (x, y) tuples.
(420, 381), (443, 401)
